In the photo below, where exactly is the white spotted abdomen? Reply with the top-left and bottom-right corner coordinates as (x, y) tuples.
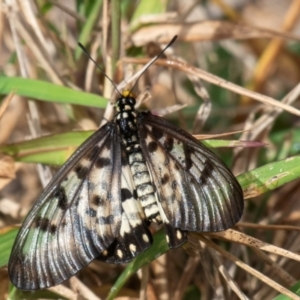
(128, 151), (161, 223)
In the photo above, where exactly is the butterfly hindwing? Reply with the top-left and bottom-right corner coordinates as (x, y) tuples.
(8, 124), (124, 290)
(138, 112), (243, 247)
(98, 148), (153, 263)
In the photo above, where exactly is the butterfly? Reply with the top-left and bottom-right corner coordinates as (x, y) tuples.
(8, 36), (244, 290)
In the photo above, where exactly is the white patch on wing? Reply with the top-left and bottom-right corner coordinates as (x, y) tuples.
(117, 249), (123, 258)
(120, 213), (131, 236)
(176, 229), (182, 240)
(166, 235), (170, 243)
(129, 244), (136, 253)
(142, 234), (149, 242)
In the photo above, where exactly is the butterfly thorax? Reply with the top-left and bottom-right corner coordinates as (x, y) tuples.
(115, 96), (139, 153)
(115, 95), (162, 224)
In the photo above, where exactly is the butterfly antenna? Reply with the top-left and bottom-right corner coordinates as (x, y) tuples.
(129, 35), (178, 95)
(78, 42), (122, 97)
(79, 35), (178, 98)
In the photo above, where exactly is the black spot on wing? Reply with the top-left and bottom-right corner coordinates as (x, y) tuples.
(92, 195), (105, 206)
(98, 215), (115, 225)
(35, 218), (58, 235)
(161, 173), (170, 185)
(183, 144), (193, 170)
(50, 224), (57, 234)
(36, 217), (50, 232)
(163, 136), (174, 152)
(85, 207), (97, 217)
(199, 160), (214, 184)
(151, 127), (164, 140)
(74, 165), (89, 179)
(148, 141), (158, 153)
(95, 157), (111, 168)
(121, 188), (133, 201)
(86, 146), (101, 161)
(54, 186), (68, 210)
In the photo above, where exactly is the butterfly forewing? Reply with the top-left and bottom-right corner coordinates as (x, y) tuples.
(8, 124), (124, 290)
(138, 112), (243, 236)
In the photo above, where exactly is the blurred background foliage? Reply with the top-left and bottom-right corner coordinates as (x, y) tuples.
(1, 0), (300, 299)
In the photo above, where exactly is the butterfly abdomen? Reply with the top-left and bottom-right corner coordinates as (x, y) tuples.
(116, 96), (161, 224)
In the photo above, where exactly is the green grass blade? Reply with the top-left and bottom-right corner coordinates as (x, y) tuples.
(0, 77), (107, 108)
(273, 281), (300, 300)
(0, 134), (247, 166)
(0, 227), (19, 267)
(75, 0), (103, 60)
(0, 131), (93, 165)
(238, 156), (300, 197)
(130, 0), (167, 31)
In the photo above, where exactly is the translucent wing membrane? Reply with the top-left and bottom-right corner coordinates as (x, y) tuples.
(138, 112), (243, 244)
(9, 124), (123, 290)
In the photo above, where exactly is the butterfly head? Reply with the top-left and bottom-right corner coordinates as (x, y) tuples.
(115, 90), (136, 113)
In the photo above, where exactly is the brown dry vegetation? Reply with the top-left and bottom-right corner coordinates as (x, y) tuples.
(2, 0), (300, 299)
